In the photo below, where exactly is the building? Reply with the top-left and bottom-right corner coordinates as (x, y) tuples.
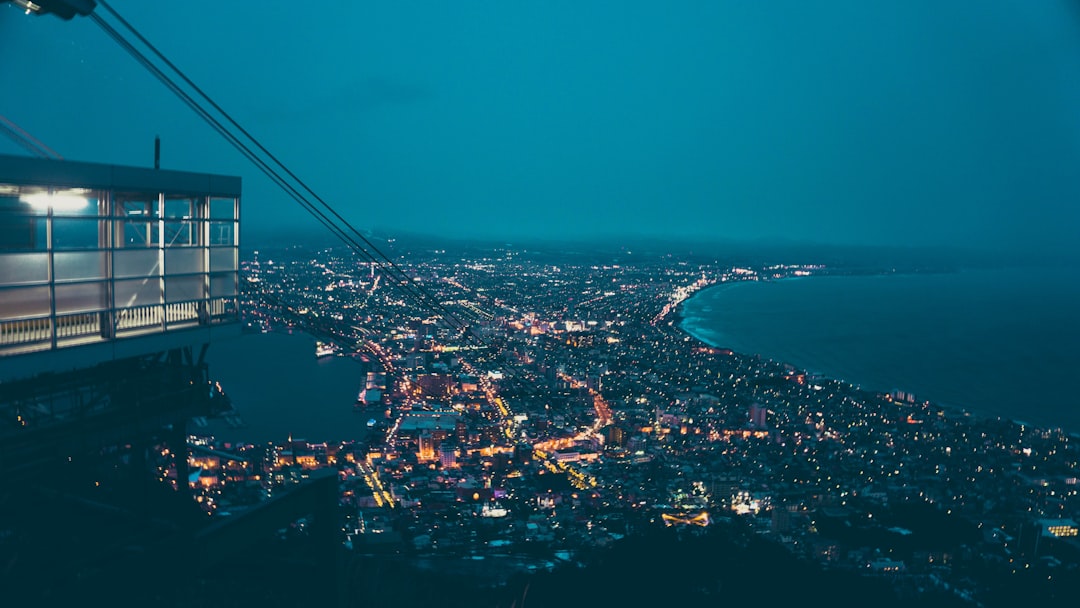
(1039, 518), (1079, 538)
(1, 153), (241, 380)
(418, 432), (436, 460)
(0, 153), (247, 597)
(395, 409), (463, 451)
(1, 154), (241, 472)
(439, 442), (458, 468)
(0, 154), (339, 604)
(749, 402), (767, 430)
(604, 424), (624, 448)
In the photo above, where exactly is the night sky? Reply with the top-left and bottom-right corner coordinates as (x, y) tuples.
(2, 1), (1079, 257)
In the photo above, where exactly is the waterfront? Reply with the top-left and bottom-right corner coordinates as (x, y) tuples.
(202, 330), (378, 444)
(679, 266), (1080, 432)
(22, 245), (1074, 606)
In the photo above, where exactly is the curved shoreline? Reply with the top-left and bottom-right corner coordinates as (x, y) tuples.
(674, 273), (1080, 437)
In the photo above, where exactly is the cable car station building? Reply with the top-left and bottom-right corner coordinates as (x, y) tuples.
(0, 153), (241, 379)
(0, 153), (347, 604)
(1, 151), (242, 477)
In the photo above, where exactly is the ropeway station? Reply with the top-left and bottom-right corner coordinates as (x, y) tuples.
(0, 154), (340, 605)
(1, 153), (242, 483)
(1, 3), (345, 601)
(0, 155), (341, 605)
(0, 153), (241, 380)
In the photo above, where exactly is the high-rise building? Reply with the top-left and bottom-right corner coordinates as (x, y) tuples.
(439, 442), (458, 468)
(418, 432), (436, 460)
(605, 424), (625, 448)
(749, 402), (767, 430)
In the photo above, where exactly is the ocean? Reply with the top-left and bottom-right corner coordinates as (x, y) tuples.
(678, 266), (1080, 433)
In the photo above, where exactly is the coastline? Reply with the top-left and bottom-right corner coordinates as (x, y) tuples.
(675, 271), (1080, 437)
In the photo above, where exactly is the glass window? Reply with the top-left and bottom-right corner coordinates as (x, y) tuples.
(54, 251), (108, 282)
(116, 219), (159, 247)
(117, 195), (158, 219)
(48, 190), (100, 218)
(7, 188), (96, 217)
(164, 276), (204, 304)
(165, 275), (205, 303)
(0, 285), (51, 319)
(0, 196), (47, 251)
(0, 191), (47, 215)
(210, 197), (236, 219)
(55, 281), (108, 314)
(114, 249), (161, 278)
(0, 252), (49, 285)
(165, 248), (205, 274)
(210, 247), (236, 272)
(164, 196), (195, 219)
(115, 278), (161, 308)
(53, 218), (102, 250)
(164, 220), (197, 246)
(209, 221), (235, 246)
(210, 272), (237, 297)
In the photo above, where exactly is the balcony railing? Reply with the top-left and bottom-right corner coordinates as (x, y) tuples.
(1, 297), (239, 355)
(1, 317), (51, 349)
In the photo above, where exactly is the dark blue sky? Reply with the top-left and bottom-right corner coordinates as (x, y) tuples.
(2, 1), (1079, 257)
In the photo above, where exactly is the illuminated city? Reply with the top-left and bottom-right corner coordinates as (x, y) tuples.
(183, 242), (1078, 605)
(3, 2), (1080, 607)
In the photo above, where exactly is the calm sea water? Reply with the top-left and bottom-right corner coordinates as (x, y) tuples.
(679, 267), (1080, 433)
(201, 331), (378, 444)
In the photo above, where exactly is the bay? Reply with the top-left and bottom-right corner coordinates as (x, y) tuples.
(200, 331), (378, 445)
(679, 266), (1080, 433)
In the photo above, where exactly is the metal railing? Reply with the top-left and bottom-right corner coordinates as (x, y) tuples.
(165, 301), (200, 325)
(55, 312), (100, 340)
(2, 297), (240, 354)
(116, 304), (163, 332)
(0, 317), (51, 347)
